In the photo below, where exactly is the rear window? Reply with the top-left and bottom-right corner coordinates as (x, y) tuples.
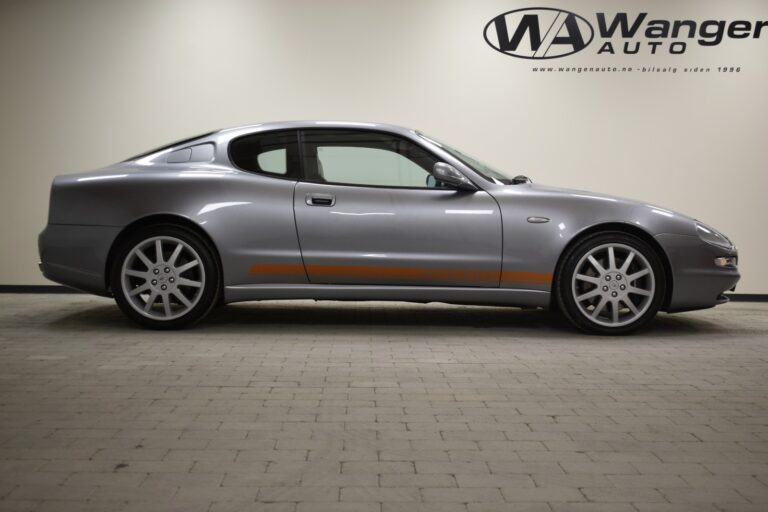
(123, 131), (216, 162)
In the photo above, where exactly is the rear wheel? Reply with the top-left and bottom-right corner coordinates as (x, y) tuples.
(111, 225), (220, 329)
(556, 232), (665, 335)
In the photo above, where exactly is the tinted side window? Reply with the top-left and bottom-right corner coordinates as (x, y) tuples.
(301, 129), (439, 188)
(229, 130), (300, 178)
(257, 148), (287, 174)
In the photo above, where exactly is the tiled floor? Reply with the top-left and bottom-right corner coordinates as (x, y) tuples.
(0, 294), (767, 512)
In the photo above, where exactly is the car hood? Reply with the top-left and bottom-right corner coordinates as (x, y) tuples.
(529, 183), (696, 220)
(490, 182), (701, 238)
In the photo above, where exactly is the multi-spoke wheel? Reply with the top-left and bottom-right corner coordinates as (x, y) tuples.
(111, 225), (220, 329)
(556, 232), (665, 334)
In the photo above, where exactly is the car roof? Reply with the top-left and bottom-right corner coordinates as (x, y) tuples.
(123, 121), (422, 164)
(217, 121), (415, 138)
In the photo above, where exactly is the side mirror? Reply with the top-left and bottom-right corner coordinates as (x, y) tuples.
(431, 162), (477, 191)
(511, 175), (532, 184)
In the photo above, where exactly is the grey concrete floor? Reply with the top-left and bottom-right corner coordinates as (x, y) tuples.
(0, 294), (767, 512)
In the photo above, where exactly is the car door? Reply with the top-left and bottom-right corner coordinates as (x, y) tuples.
(293, 128), (502, 287)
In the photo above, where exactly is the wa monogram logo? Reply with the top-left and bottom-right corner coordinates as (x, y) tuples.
(484, 8), (594, 59)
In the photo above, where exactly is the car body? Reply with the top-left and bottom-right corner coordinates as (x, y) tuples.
(39, 121), (740, 333)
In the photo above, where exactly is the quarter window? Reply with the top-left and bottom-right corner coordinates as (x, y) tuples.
(257, 148), (287, 175)
(229, 130), (300, 178)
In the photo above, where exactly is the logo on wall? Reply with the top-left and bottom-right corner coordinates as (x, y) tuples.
(484, 8), (768, 59)
(484, 8), (594, 59)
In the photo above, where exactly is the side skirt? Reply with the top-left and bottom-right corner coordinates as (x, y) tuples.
(224, 284), (550, 308)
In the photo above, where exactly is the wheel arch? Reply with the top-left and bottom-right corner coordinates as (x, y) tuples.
(104, 214), (223, 295)
(551, 222), (674, 310)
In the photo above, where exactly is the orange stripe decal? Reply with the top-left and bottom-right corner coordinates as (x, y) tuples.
(306, 265), (498, 284)
(501, 271), (553, 286)
(250, 263), (552, 287)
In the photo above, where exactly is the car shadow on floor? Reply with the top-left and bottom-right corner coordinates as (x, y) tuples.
(43, 299), (734, 339)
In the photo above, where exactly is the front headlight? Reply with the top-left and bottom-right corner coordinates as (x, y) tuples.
(696, 223), (734, 250)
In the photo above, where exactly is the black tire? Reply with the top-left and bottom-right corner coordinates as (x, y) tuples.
(110, 224), (220, 329)
(555, 231), (666, 335)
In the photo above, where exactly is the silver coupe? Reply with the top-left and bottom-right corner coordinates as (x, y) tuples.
(39, 121), (740, 333)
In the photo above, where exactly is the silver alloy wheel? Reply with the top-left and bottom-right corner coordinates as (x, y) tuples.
(120, 236), (205, 321)
(571, 242), (655, 328)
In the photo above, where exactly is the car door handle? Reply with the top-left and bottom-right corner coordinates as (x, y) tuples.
(306, 193), (336, 207)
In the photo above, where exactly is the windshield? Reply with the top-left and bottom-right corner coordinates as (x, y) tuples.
(416, 132), (515, 184)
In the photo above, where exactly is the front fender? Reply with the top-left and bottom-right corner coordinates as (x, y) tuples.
(492, 185), (697, 292)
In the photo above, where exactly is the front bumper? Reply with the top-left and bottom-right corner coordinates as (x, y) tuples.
(655, 233), (740, 312)
(38, 224), (121, 296)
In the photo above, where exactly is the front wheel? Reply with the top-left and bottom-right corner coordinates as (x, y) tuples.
(556, 232), (666, 335)
(111, 225), (220, 329)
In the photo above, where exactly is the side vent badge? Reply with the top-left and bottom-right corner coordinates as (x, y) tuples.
(527, 216), (550, 224)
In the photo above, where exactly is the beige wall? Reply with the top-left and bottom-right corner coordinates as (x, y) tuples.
(1, 0), (766, 292)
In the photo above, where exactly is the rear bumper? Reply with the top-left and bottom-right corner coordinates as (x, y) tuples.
(38, 224), (121, 296)
(655, 233), (740, 312)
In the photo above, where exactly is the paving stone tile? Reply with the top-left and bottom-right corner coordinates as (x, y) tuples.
(659, 487), (750, 504)
(581, 486), (666, 502)
(501, 487), (585, 502)
(455, 474), (534, 488)
(416, 461), (489, 474)
(342, 462), (414, 474)
(385, 505), (466, 512)
(341, 487), (420, 502)
(422, 487), (505, 503)
(258, 486), (339, 502)
(297, 504), (379, 512)
(65, 471), (147, 487)
(467, 504), (549, 512)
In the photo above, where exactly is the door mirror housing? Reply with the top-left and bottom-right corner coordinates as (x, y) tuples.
(431, 162), (477, 191)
